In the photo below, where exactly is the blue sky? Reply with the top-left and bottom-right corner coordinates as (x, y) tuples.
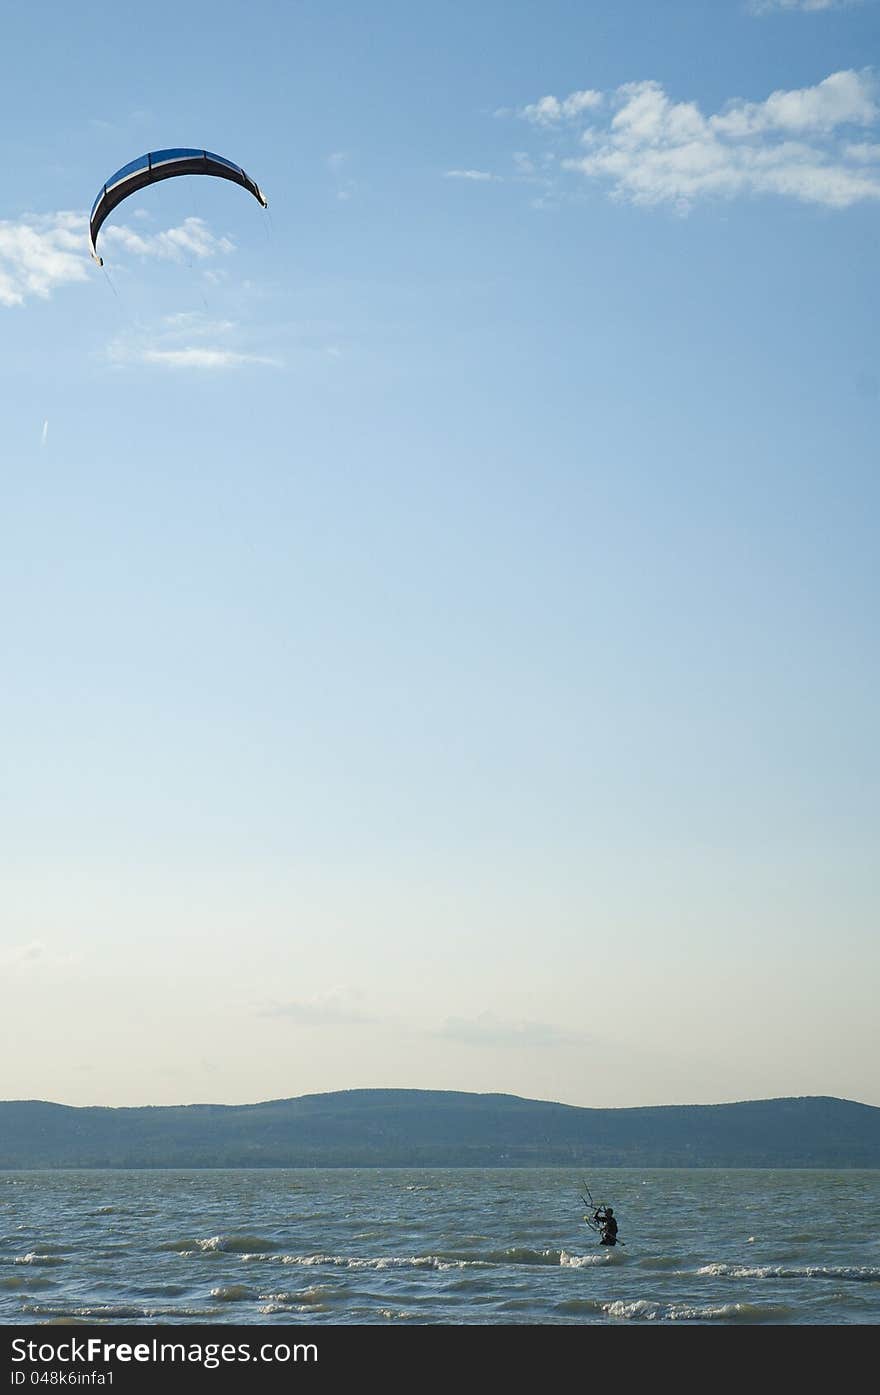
(2, 0), (878, 1109)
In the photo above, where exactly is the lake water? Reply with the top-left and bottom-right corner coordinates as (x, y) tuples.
(1, 1167), (878, 1326)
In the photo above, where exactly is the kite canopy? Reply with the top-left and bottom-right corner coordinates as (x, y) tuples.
(89, 148), (268, 265)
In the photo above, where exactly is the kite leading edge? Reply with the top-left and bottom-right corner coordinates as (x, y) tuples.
(88, 147), (268, 266)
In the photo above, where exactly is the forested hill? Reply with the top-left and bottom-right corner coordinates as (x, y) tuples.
(1, 1090), (878, 1168)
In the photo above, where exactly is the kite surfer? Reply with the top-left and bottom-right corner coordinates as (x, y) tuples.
(592, 1205), (618, 1246)
(580, 1183), (622, 1247)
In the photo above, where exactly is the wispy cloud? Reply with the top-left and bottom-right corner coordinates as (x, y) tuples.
(436, 1012), (585, 1049)
(257, 995), (589, 1046)
(327, 151), (357, 202)
(749, 1), (863, 13)
(137, 347), (280, 368)
(262, 987), (371, 1026)
(513, 69), (880, 209)
(444, 168), (502, 182)
(0, 941), (77, 973)
(107, 311), (282, 370)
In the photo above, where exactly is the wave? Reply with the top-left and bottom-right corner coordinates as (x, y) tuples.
(560, 1250), (618, 1269)
(257, 1287), (333, 1316)
(259, 1286), (333, 1306)
(697, 1263), (880, 1284)
(21, 1302), (216, 1320)
(438, 1246), (565, 1267)
(241, 1247), (619, 1272)
(195, 1243), (631, 1272)
(277, 1253), (473, 1272)
(608, 1298), (794, 1323)
(210, 1285), (257, 1302)
(159, 1234), (278, 1255)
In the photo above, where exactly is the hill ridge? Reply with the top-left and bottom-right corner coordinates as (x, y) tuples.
(1, 1089), (878, 1168)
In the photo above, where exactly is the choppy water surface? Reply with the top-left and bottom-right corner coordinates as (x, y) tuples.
(1, 1168), (877, 1324)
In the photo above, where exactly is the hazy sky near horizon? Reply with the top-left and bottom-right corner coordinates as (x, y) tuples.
(2, 0), (878, 1111)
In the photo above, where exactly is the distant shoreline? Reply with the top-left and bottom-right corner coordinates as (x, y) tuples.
(2, 1089), (879, 1169)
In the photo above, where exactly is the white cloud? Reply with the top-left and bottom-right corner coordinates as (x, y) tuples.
(845, 140), (880, 160)
(0, 212), (90, 306)
(523, 89), (603, 125)
(101, 216), (234, 261)
(516, 69), (880, 209)
(0, 212), (237, 307)
(710, 70), (877, 136)
(444, 168), (501, 181)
